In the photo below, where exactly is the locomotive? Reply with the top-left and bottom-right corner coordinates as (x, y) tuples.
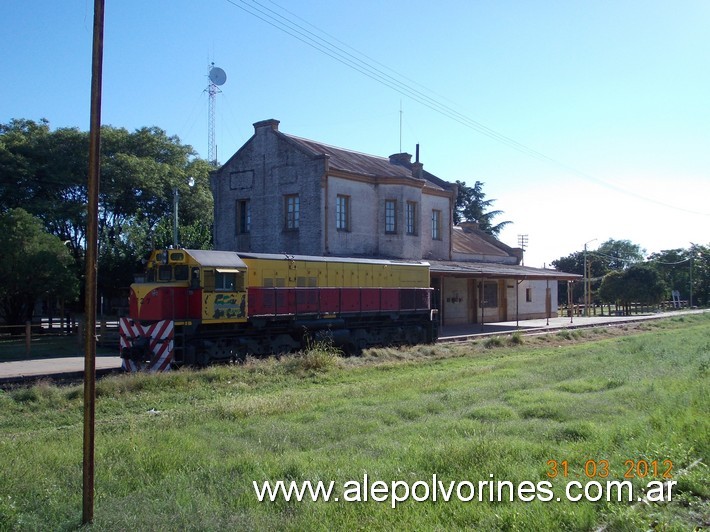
(119, 249), (439, 371)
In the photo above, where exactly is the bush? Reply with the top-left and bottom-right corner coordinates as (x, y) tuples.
(284, 341), (341, 374)
(508, 332), (524, 346)
(483, 336), (504, 349)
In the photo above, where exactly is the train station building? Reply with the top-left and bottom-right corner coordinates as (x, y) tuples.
(210, 119), (579, 326)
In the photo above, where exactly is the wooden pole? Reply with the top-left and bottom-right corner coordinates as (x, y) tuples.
(25, 321), (31, 356)
(83, 0), (104, 524)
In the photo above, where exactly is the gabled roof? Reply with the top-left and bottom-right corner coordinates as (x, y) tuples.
(452, 226), (512, 258)
(277, 132), (454, 194)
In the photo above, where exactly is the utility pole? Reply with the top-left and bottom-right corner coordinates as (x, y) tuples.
(173, 186), (179, 248)
(517, 235), (528, 265)
(83, 0), (104, 524)
(689, 255), (693, 308)
(583, 239), (597, 317)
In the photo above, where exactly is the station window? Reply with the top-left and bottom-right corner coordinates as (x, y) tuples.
(285, 194), (300, 230)
(406, 201), (418, 235)
(236, 199), (251, 234)
(336, 195), (350, 231)
(526, 287), (533, 302)
(385, 199), (397, 233)
(432, 209), (442, 240)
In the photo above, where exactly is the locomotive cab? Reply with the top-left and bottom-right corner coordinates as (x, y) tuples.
(129, 249), (249, 324)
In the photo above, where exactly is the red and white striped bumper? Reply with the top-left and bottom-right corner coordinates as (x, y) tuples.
(119, 318), (174, 372)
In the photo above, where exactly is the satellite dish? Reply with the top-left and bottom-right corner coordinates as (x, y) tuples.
(209, 66), (227, 86)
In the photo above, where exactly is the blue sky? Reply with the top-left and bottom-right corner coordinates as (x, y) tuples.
(2, 0), (709, 267)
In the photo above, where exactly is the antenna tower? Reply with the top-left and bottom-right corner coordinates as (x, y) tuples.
(207, 63), (226, 166)
(517, 234), (529, 266)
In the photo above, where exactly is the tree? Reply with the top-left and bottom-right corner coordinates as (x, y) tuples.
(551, 238), (645, 305)
(454, 180), (511, 237)
(648, 244), (710, 307)
(593, 239), (644, 271)
(0, 119), (214, 305)
(690, 244), (710, 307)
(0, 209), (78, 325)
(598, 264), (665, 314)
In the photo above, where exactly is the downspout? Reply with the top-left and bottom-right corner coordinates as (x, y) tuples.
(322, 156), (330, 255)
(448, 193), (454, 260)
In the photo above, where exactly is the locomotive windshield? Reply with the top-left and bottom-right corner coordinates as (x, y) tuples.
(148, 264), (191, 283)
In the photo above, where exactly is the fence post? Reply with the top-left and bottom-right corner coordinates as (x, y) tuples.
(77, 317), (84, 347)
(25, 321), (32, 356)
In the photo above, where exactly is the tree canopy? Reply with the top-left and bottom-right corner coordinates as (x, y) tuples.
(0, 208), (79, 325)
(552, 239), (709, 308)
(598, 264), (666, 313)
(0, 119), (214, 302)
(551, 238), (642, 304)
(454, 180), (511, 237)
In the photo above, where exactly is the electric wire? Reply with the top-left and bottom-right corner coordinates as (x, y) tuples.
(224, 0), (709, 217)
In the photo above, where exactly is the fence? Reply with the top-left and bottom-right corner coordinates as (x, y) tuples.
(559, 301), (689, 318)
(0, 317), (119, 358)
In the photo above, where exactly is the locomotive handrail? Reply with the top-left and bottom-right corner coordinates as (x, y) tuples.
(247, 286), (434, 318)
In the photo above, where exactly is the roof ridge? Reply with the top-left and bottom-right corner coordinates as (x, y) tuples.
(283, 132), (391, 160)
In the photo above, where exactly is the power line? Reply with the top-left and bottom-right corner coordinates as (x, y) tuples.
(224, 0), (709, 217)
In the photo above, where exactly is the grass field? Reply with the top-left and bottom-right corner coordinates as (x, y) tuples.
(0, 315), (708, 530)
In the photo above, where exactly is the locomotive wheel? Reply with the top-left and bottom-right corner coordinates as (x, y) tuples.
(196, 349), (210, 367)
(271, 334), (298, 356)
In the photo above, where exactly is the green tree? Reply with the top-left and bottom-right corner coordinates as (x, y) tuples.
(593, 239), (645, 271)
(598, 264), (665, 315)
(0, 208), (79, 325)
(454, 180), (511, 236)
(690, 244), (709, 307)
(648, 244), (710, 307)
(0, 119), (214, 305)
(552, 238), (645, 305)
(598, 270), (625, 311)
(647, 248), (688, 303)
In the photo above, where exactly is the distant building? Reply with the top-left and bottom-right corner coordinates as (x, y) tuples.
(211, 119), (579, 326)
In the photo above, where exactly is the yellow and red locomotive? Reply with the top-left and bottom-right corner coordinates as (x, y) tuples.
(119, 249), (438, 371)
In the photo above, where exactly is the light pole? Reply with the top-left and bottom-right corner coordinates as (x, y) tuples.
(583, 239), (597, 317)
(173, 177), (196, 248)
(688, 251), (702, 308)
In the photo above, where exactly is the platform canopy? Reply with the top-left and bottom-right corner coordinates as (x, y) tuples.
(428, 260), (581, 281)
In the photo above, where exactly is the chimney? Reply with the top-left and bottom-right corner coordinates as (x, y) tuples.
(411, 143), (423, 178)
(388, 152), (412, 166)
(253, 119), (280, 133)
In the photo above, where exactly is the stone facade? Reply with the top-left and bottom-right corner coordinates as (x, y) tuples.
(211, 119), (326, 255)
(211, 119), (457, 260)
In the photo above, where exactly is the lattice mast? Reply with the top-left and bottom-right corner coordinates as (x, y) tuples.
(206, 63), (226, 166)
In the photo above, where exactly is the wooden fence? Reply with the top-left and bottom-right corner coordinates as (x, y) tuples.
(0, 317), (119, 357)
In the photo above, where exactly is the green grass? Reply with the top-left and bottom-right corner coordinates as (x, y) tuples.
(0, 314), (708, 530)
